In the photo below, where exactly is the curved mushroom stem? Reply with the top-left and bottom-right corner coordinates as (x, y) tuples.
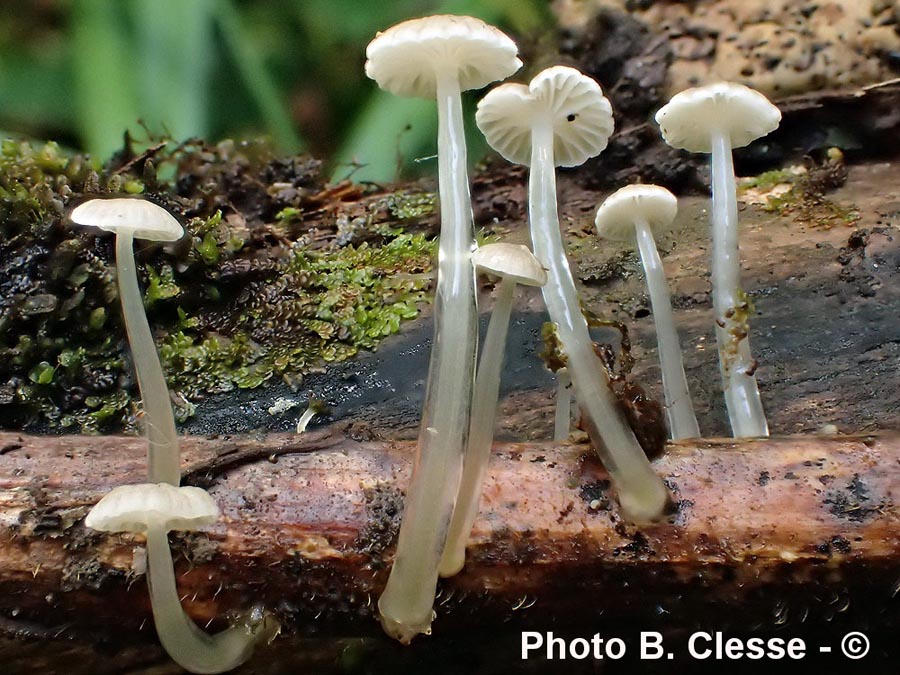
(529, 117), (669, 522)
(115, 232), (180, 486)
(378, 68), (478, 642)
(146, 522), (279, 674)
(709, 128), (769, 438)
(633, 216), (700, 440)
(440, 277), (516, 578)
(554, 367), (572, 443)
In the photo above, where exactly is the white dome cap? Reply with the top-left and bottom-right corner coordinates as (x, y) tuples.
(594, 184), (678, 241)
(70, 198), (184, 242)
(476, 66), (614, 168)
(365, 15), (521, 99)
(655, 82), (781, 153)
(471, 242), (547, 286)
(85, 483), (219, 534)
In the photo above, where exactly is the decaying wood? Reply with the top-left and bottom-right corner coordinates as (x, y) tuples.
(0, 428), (898, 664)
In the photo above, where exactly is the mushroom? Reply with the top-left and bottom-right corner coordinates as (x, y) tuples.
(439, 243), (546, 578)
(476, 65), (670, 521)
(594, 184), (700, 440)
(365, 15), (521, 643)
(655, 82), (780, 438)
(295, 398), (328, 434)
(86, 483), (278, 673)
(70, 198), (183, 485)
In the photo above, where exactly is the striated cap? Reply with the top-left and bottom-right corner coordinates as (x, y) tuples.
(365, 15), (521, 99)
(85, 483), (219, 534)
(594, 184), (678, 242)
(472, 242), (547, 287)
(476, 66), (614, 168)
(655, 82), (781, 153)
(70, 198), (183, 242)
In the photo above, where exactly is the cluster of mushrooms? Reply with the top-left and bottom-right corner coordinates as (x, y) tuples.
(70, 12), (782, 672)
(366, 15), (781, 644)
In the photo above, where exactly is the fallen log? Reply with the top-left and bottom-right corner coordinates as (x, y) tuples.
(1, 428), (898, 668)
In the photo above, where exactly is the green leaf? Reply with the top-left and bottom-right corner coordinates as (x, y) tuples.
(70, 0), (141, 158)
(213, 0), (303, 151)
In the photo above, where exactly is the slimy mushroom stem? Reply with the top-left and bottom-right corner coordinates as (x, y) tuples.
(440, 243), (546, 578)
(114, 232), (180, 485)
(477, 67), (670, 522)
(710, 128), (767, 437)
(554, 367), (572, 442)
(364, 15), (521, 643)
(144, 523), (277, 673)
(633, 215), (700, 439)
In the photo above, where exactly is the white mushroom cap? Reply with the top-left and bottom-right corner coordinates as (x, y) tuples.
(594, 184), (678, 242)
(655, 82), (781, 153)
(471, 242), (547, 287)
(365, 15), (521, 99)
(476, 65), (614, 168)
(85, 483), (219, 534)
(70, 198), (184, 242)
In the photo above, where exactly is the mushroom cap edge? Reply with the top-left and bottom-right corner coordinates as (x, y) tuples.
(655, 81), (781, 153)
(594, 184), (678, 242)
(85, 483), (219, 534)
(365, 14), (522, 99)
(471, 242), (547, 287)
(70, 197), (184, 242)
(476, 65), (614, 168)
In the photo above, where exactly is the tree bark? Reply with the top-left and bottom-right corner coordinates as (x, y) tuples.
(1, 429), (898, 669)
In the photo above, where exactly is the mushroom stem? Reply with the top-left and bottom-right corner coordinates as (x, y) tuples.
(710, 128), (769, 438)
(633, 216), (700, 440)
(529, 118), (669, 522)
(554, 367), (572, 443)
(146, 522), (277, 674)
(115, 231), (180, 486)
(439, 277), (515, 578)
(378, 69), (477, 642)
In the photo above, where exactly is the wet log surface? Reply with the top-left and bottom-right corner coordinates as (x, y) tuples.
(0, 429), (898, 672)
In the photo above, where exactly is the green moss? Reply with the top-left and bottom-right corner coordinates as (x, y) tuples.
(739, 167), (800, 192)
(0, 136), (435, 433)
(741, 153), (860, 229)
(155, 231), (433, 397)
(144, 264), (181, 306)
(382, 191), (436, 220)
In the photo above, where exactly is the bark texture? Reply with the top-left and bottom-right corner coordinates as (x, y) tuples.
(1, 429), (898, 671)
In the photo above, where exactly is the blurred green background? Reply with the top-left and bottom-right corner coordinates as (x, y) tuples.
(0, 0), (552, 183)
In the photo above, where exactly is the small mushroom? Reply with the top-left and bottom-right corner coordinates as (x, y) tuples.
(655, 82), (779, 438)
(476, 66), (670, 522)
(365, 15), (521, 643)
(70, 198), (183, 485)
(86, 484), (278, 673)
(439, 243), (546, 578)
(594, 184), (700, 440)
